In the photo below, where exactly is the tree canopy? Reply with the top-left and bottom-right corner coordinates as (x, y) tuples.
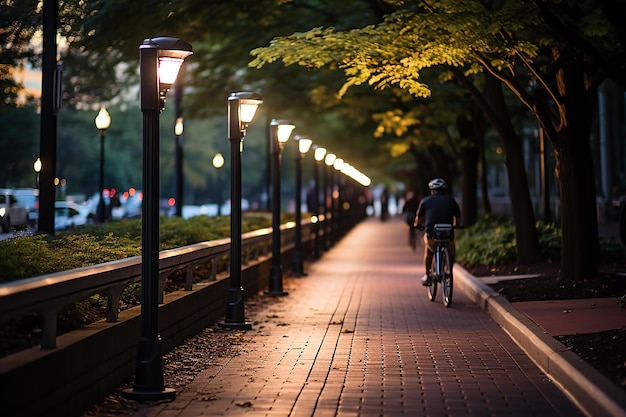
(251, 0), (626, 280)
(2, 0), (624, 281)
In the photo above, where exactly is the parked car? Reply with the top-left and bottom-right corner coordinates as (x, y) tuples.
(0, 189), (30, 232)
(13, 188), (39, 225)
(54, 201), (95, 231)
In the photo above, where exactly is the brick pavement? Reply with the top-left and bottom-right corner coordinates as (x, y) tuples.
(130, 217), (585, 417)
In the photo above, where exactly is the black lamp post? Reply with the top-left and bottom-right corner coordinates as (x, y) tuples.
(212, 152), (224, 216)
(332, 157), (344, 239)
(292, 135), (312, 276)
(323, 152), (336, 249)
(312, 146), (326, 258)
(122, 36), (192, 402)
(174, 117), (184, 217)
(220, 92), (263, 330)
(267, 119), (295, 295)
(95, 107), (111, 223)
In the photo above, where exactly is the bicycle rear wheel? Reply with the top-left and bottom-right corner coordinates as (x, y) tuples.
(441, 247), (453, 307)
(427, 256), (437, 301)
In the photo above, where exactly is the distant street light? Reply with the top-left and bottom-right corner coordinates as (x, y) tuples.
(267, 119), (295, 296)
(122, 36), (192, 402)
(33, 158), (42, 190)
(324, 152), (336, 249)
(220, 92), (263, 330)
(95, 107), (111, 223)
(333, 157), (344, 239)
(212, 152), (225, 216)
(313, 146), (326, 258)
(292, 135), (312, 277)
(174, 117), (184, 217)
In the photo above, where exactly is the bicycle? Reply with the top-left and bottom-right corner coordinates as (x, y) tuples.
(421, 223), (454, 307)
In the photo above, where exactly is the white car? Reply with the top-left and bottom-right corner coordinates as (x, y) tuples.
(0, 189), (29, 232)
(13, 188), (39, 225)
(55, 201), (95, 230)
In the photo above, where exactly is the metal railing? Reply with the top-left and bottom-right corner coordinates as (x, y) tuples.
(0, 222), (311, 349)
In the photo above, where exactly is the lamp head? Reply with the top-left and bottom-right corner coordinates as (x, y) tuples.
(212, 152), (225, 169)
(95, 107), (111, 132)
(152, 37), (193, 93)
(324, 153), (336, 166)
(140, 37), (193, 110)
(228, 92), (263, 140)
(314, 146), (327, 162)
(294, 135), (313, 154)
(270, 119), (295, 153)
(175, 117), (184, 135)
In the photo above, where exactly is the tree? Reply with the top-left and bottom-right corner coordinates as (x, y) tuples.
(0, 0), (40, 108)
(250, 0), (626, 281)
(0, 104), (40, 187)
(69, 0), (405, 195)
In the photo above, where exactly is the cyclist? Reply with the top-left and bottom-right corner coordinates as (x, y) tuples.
(413, 178), (461, 286)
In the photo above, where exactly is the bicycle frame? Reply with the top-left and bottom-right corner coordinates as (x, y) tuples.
(433, 244), (447, 277)
(426, 223), (454, 307)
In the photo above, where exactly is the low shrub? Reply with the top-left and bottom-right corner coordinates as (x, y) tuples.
(456, 215), (624, 267)
(0, 214), (272, 282)
(456, 215), (518, 266)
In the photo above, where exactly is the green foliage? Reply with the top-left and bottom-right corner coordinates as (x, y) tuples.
(536, 222), (562, 261)
(456, 215), (518, 266)
(599, 238), (626, 264)
(0, 105), (40, 188)
(456, 215), (625, 268)
(0, 235), (62, 280)
(158, 216), (221, 249)
(0, 215), (272, 282)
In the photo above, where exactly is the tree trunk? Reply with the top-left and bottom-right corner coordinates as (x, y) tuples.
(460, 145), (478, 226)
(456, 113), (481, 226)
(553, 134), (599, 280)
(450, 68), (540, 263)
(548, 57), (599, 281)
(478, 133), (492, 214)
(484, 75), (542, 264)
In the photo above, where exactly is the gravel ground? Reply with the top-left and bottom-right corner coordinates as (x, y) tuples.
(82, 293), (275, 416)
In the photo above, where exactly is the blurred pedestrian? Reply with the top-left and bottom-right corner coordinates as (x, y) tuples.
(402, 190), (420, 251)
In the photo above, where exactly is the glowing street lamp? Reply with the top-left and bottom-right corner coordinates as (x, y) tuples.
(33, 158), (42, 190)
(267, 119), (295, 295)
(174, 117), (184, 217)
(324, 152), (336, 248)
(123, 36), (192, 402)
(313, 146), (326, 258)
(332, 157), (344, 238)
(220, 92), (263, 330)
(292, 135), (312, 276)
(94, 107), (111, 223)
(212, 152), (224, 216)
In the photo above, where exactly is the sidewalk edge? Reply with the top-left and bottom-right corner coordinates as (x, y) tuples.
(454, 264), (626, 417)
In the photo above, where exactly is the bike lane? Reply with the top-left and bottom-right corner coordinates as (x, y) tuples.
(128, 216), (585, 417)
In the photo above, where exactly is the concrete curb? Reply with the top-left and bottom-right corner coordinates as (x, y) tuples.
(454, 265), (626, 417)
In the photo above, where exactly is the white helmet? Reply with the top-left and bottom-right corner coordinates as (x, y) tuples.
(428, 178), (447, 190)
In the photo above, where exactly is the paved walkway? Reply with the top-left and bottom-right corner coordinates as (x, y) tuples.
(128, 217), (623, 417)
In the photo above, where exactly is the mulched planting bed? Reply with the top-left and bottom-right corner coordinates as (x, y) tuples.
(467, 262), (626, 392)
